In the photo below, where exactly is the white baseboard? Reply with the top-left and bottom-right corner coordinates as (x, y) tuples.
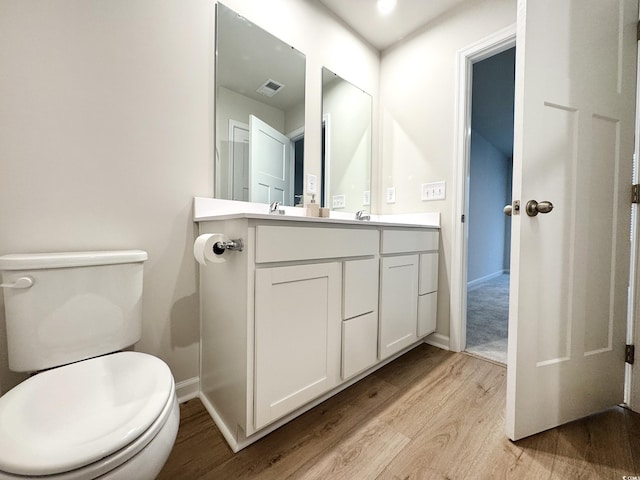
(176, 377), (200, 404)
(467, 270), (508, 291)
(425, 332), (450, 351)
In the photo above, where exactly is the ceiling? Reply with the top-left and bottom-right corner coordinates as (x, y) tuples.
(317, 0), (469, 51)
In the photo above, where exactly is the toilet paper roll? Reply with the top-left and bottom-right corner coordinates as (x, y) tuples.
(194, 233), (228, 265)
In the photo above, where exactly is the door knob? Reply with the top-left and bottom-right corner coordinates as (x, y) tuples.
(504, 200), (520, 217)
(526, 200), (554, 217)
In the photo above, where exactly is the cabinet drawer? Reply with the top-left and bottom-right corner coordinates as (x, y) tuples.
(419, 253), (438, 295)
(342, 312), (378, 379)
(343, 258), (379, 319)
(418, 292), (437, 337)
(381, 229), (438, 254)
(256, 225), (379, 263)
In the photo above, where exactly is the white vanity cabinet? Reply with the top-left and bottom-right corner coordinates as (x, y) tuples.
(379, 229), (439, 360)
(254, 262), (341, 429)
(196, 213), (438, 452)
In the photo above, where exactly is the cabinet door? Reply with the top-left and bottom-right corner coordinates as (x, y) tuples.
(379, 255), (419, 359)
(254, 263), (341, 430)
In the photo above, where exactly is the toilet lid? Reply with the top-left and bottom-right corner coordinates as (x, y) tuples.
(0, 351), (173, 476)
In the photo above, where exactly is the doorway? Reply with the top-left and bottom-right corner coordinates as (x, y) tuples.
(465, 48), (516, 364)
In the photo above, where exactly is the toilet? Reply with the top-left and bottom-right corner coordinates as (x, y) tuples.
(0, 250), (179, 480)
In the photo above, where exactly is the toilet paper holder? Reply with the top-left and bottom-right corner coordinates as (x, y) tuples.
(212, 239), (244, 255)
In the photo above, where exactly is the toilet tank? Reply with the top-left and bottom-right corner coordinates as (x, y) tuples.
(0, 250), (148, 372)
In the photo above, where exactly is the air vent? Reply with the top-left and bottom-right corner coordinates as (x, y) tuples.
(256, 79), (285, 97)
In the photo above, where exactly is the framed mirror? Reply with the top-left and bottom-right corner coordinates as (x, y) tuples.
(322, 67), (372, 213)
(215, 3), (306, 206)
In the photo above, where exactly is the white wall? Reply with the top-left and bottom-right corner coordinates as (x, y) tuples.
(0, 0), (378, 395)
(0, 0), (212, 395)
(379, 0), (516, 339)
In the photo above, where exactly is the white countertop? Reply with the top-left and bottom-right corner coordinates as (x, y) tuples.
(193, 197), (440, 229)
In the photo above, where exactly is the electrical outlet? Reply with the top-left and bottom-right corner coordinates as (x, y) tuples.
(306, 174), (317, 195)
(363, 190), (371, 206)
(332, 194), (346, 209)
(386, 187), (396, 204)
(421, 181), (446, 201)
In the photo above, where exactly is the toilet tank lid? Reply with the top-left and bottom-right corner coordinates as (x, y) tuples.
(0, 250), (148, 270)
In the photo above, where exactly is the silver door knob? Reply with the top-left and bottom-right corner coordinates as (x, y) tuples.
(504, 200), (519, 217)
(526, 200), (554, 217)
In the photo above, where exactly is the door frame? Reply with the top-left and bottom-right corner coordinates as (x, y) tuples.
(450, 24), (516, 353)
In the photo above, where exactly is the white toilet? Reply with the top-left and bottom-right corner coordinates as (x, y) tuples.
(0, 250), (179, 480)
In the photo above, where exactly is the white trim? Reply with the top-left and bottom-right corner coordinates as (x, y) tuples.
(467, 269), (508, 291)
(176, 377), (200, 404)
(424, 333), (450, 351)
(228, 120), (249, 202)
(627, 20), (640, 412)
(322, 113), (331, 208)
(450, 24), (517, 353)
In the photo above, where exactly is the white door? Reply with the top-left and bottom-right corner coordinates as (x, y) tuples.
(249, 114), (293, 205)
(506, 0), (638, 439)
(229, 120), (249, 202)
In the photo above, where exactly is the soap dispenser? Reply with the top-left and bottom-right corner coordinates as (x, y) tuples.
(306, 194), (320, 217)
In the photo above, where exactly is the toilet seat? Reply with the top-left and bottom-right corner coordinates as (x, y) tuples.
(0, 352), (174, 478)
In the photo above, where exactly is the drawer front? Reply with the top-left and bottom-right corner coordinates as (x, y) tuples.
(381, 229), (438, 254)
(419, 253), (439, 295)
(343, 258), (379, 319)
(342, 312), (378, 379)
(256, 225), (379, 263)
(418, 292), (437, 337)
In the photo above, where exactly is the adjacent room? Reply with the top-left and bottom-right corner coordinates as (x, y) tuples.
(0, 0), (638, 479)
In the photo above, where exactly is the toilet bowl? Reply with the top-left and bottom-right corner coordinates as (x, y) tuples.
(0, 352), (179, 480)
(0, 250), (179, 479)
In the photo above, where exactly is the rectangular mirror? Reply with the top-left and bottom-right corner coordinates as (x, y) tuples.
(215, 3), (306, 206)
(322, 67), (372, 213)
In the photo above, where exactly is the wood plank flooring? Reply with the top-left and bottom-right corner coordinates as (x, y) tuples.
(158, 345), (640, 479)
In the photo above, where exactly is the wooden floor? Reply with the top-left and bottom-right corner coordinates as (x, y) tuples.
(158, 345), (640, 479)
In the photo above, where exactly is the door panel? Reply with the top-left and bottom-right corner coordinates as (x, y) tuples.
(507, 0), (637, 440)
(254, 263), (341, 430)
(249, 115), (292, 205)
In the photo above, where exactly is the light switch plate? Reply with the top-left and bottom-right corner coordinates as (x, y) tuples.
(363, 190), (371, 206)
(421, 181), (446, 201)
(306, 174), (317, 195)
(332, 194), (346, 209)
(386, 187), (396, 204)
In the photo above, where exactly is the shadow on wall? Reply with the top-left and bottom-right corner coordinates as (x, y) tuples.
(171, 293), (199, 348)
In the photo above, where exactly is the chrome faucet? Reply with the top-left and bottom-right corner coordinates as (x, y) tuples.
(269, 201), (284, 215)
(355, 210), (370, 221)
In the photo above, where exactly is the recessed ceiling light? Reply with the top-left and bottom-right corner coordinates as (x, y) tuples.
(377, 0), (397, 15)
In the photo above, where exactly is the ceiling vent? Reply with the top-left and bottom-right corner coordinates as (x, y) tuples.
(256, 79), (285, 97)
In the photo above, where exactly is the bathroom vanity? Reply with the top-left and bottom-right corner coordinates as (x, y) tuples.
(194, 198), (439, 451)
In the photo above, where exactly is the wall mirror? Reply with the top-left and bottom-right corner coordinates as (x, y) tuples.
(215, 3), (306, 206)
(322, 67), (372, 213)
